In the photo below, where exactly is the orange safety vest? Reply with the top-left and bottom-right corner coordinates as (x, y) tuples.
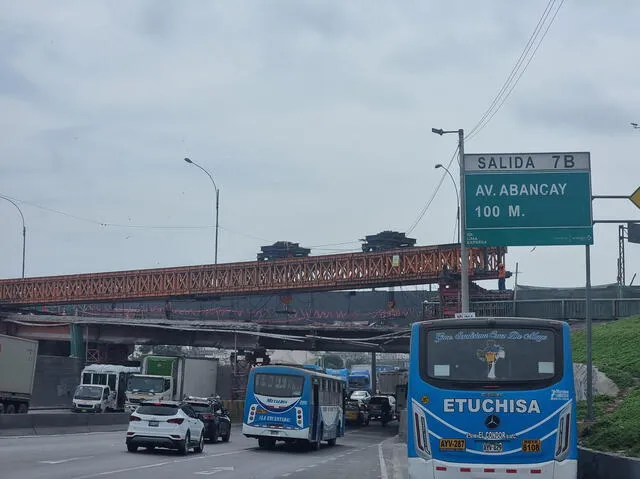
(498, 264), (505, 278)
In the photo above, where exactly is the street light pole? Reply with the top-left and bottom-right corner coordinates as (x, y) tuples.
(432, 128), (469, 313)
(435, 163), (460, 243)
(0, 195), (26, 278)
(184, 158), (220, 265)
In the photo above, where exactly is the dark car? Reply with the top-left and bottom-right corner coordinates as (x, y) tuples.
(367, 395), (395, 425)
(184, 397), (231, 443)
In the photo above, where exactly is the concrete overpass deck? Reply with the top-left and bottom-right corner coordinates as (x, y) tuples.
(0, 313), (412, 353)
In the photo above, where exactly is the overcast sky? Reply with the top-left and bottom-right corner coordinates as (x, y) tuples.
(1, 0), (639, 289)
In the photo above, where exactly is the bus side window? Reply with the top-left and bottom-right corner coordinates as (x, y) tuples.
(82, 373), (91, 384)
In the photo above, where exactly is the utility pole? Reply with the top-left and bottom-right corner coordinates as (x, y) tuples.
(431, 128), (469, 312)
(458, 129), (469, 312)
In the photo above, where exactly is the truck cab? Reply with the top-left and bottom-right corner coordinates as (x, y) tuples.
(72, 384), (115, 413)
(125, 374), (173, 412)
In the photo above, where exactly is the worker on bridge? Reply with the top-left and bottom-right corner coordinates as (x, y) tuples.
(497, 263), (506, 291)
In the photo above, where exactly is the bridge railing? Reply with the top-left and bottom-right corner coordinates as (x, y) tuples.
(470, 298), (640, 320)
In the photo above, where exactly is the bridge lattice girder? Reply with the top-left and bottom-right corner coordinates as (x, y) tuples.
(0, 244), (505, 307)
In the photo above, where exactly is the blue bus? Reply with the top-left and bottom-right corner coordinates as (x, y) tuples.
(408, 317), (577, 479)
(242, 364), (345, 450)
(325, 368), (349, 387)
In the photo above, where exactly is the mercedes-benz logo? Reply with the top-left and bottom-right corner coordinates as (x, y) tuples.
(485, 414), (500, 429)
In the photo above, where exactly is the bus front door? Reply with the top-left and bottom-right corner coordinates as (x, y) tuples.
(312, 380), (320, 441)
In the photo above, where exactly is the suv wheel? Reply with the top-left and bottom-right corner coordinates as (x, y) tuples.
(180, 432), (190, 455)
(194, 432), (204, 453)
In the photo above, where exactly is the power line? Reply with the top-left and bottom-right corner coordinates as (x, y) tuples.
(0, 192), (366, 250)
(465, 0), (565, 141)
(466, 0), (555, 139)
(406, 146), (458, 235)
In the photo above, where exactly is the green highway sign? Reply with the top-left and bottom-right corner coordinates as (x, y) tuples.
(463, 152), (593, 247)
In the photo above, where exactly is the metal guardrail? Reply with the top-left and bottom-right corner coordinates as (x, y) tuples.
(470, 298), (640, 320)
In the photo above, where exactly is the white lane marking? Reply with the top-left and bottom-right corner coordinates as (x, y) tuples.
(281, 474), (291, 477)
(295, 468), (305, 472)
(69, 450), (243, 479)
(40, 456), (93, 464)
(194, 466), (234, 475)
(378, 442), (389, 479)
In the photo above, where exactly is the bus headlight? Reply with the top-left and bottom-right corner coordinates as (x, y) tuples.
(412, 401), (431, 459)
(554, 405), (572, 461)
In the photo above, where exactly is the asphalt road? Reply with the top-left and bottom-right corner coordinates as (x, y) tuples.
(0, 422), (403, 479)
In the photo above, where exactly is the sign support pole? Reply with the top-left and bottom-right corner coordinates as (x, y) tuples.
(458, 129), (469, 313)
(585, 244), (593, 421)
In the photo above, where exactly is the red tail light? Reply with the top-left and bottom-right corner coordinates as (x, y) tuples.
(167, 418), (184, 425)
(129, 416), (141, 422)
(201, 414), (213, 420)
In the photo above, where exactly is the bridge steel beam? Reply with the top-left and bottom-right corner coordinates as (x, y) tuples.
(0, 244), (506, 308)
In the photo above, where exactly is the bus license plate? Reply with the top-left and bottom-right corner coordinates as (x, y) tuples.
(522, 439), (541, 453)
(483, 442), (504, 453)
(148, 420), (159, 427)
(439, 439), (466, 451)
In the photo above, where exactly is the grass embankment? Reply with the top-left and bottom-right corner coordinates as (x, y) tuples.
(572, 316), (640, 456)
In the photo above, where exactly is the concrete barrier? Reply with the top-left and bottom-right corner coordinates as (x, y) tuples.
(398, 408), (407, 440)
(579, 447), (640, 479)
(0, 413), (130, 436)
(222, 400), (244, 421)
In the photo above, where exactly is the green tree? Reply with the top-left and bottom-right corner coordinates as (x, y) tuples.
(319, 354), (344, 369)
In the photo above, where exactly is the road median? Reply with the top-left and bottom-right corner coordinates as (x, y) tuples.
(0, 412), (130, 436)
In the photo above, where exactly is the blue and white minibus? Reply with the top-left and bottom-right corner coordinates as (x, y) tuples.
(408, 317), (577, 479)
(242, 364), (345, 450)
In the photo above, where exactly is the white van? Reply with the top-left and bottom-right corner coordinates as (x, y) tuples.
(72, 384), (116, 413)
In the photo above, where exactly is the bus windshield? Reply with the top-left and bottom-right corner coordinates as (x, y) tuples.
(254, 373), (304, 397)
(423, 326), (558, 384)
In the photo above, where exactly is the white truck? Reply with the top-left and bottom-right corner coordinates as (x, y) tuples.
(73, 364), (140, 413)
(0, 334), (38, 414)
(125, 356), (218, 412)
(377, 370), (408, 396)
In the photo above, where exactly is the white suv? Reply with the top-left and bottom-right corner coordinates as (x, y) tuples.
(126, 401), (205, 454)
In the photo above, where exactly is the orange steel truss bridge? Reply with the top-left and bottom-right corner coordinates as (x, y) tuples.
(0, 243), (506, 308)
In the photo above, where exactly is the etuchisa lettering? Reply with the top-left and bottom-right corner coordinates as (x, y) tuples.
(443, 398), (541, 414)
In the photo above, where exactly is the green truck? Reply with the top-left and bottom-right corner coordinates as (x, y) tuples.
(124, 355), (218, 412)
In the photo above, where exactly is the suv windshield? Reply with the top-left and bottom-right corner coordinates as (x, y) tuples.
(136, 405), (179, 416)
(368, 397), (388, 404)
(422, 326), (559, 386)
(254, 373), (304, 397)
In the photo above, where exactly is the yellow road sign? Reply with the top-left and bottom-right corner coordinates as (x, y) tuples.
(631, 187), (640, 209)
